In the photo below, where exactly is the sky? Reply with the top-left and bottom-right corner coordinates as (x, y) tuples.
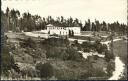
(1, 0), (127, 24)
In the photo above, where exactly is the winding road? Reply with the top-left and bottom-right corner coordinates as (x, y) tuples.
(108, 57), (125, 80)
(101, 39), (125, 80)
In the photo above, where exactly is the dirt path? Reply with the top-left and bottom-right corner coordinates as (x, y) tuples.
(108, 57), (125, 80)
(102, 39), (125, 80)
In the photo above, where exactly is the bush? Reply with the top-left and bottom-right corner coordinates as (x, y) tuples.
(105, 50), (114, 62)
(42, 38), (69, 47)
(35, 62), (42, 71)
(20, 38), (36, 48)
(96, 43), (103, 53)
(66, 48), (83, 61)
(46, 46), (61, 58)
(83, 48), (90, 52)
(80, 67), (107, 79)
(81, 41), (92, 48)
(55, 69), (77, 80)
(73, 40), (79, 45)
(81, 40), (108, 54)
(1, 45), (21, 76)
(45, 45), (83, 61)
(36, 62), (54, 79)
(92, 68), (107, 77)
(1, 46), (13, 75)
(93, 41), (108, 54)
(106, 61), (115, 77)
(42, 38), (83, 61)
(95, 39), (101, 44)
(59, 50), (69, 61)
(94, 55), (99, 60)
(72, 40), (81, 51)
(101, 44), (108, 52)
(80, 72), (90, 79)
(81, 41), (92, 52)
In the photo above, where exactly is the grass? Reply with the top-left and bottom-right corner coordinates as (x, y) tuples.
(48, 56), (108, 80)
(70, 35), (100, 41)
(113, 40), (127, 64)
(50, 59), (88, 80)
(81, 31), (109, 36)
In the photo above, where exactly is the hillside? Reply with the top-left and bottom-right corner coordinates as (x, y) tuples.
(2, 32), (126, 80)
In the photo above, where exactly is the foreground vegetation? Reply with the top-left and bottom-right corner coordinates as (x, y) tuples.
(1, 33), (117, 80)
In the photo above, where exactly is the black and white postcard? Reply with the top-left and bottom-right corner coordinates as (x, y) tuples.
(1, 0), (127, 80)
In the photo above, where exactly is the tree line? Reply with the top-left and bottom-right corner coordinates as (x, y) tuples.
(1, 7), (127, 34)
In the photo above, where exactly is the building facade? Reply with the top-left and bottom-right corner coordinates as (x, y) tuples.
(46, 24), (80, 36)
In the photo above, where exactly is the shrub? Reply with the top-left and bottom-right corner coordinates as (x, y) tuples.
(80, 72), (90, 79)
(80, 67), (107, 79)
(55, 69), (77, 80)
(1, 46), (12, 74)
(105, 50), (114, 62)
(35, 62), (42, 71)
(81, 41), (92, 52)
(81, 40), (108, 54)
(94, 55), (99, 60)
(42, 38), (69, 47)
(73, 40), (79, 45)
(81, 41), (92, 48)
(45, 45), (83, 61)
(92, 68), (107, 77)
(66, 48), (83, 61)
(101, 44), (108, 52)
(83, 48), (90, 52)
(93, 41), (108, 54)
(96, 43), (103, 53)
(95, 39), (101, 44)
(36, 62), (54, 79)
(106, 61), (115, 77)
(20, 37), (36, 48)
(72, 40), (82, 51)
(59, 50), (69, 61)
(46, 46), (61, 58)
(1, 45), (20, 76)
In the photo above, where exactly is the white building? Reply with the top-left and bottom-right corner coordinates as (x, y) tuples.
(46, 24), (81, 36)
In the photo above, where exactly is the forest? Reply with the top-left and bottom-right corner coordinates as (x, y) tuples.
(1, 7), (127, 35)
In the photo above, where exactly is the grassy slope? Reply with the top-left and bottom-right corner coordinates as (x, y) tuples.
(4, 32), (113, 80)
(113, 40), (127, 64)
